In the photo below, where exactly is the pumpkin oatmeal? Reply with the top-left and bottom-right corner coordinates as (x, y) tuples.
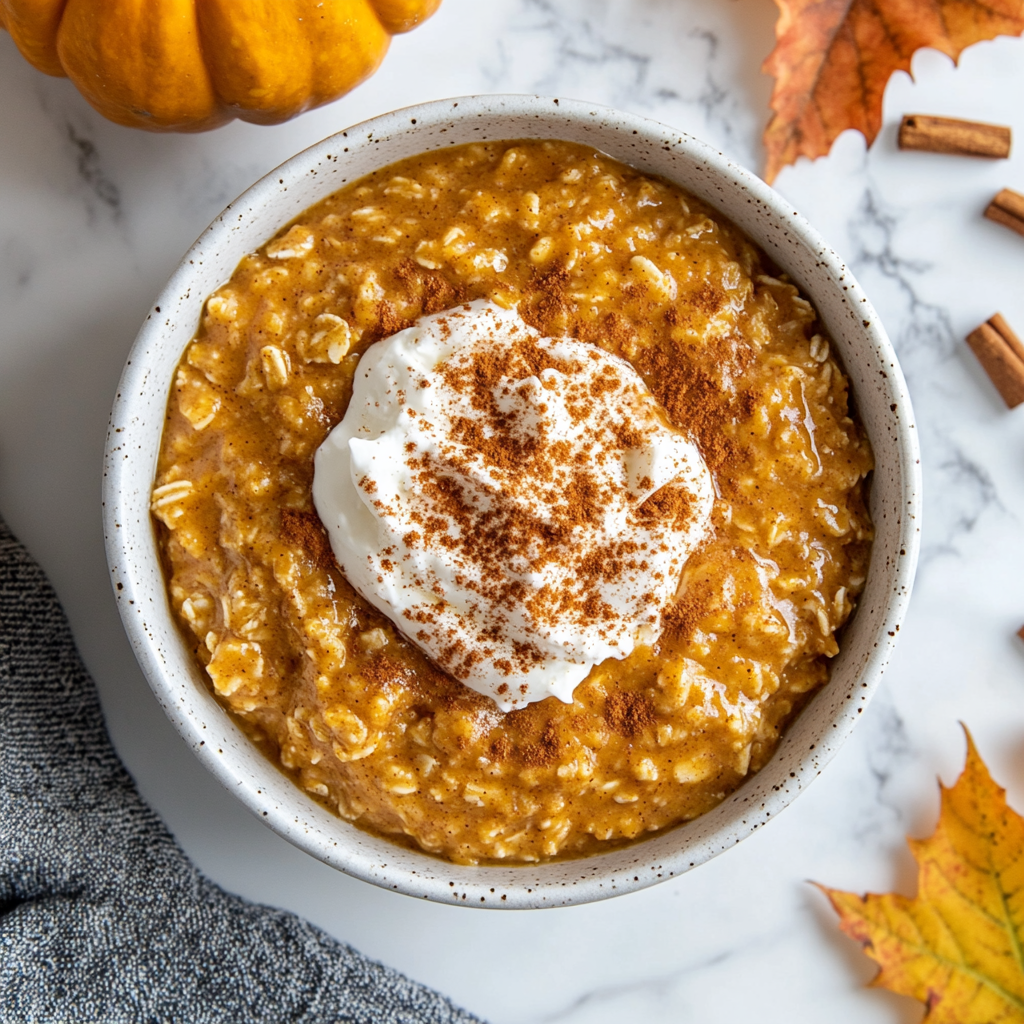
(152, 139), (873, 864)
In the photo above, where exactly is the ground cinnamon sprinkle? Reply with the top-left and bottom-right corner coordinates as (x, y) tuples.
(368, 300), (411, 341)
(522, 265), (752, 476)
(393, 259), (464, 314)
(280, 509), (337, 570)
(369, 305), (713, 686)
(661, 576), (712, 641)
(365, 650), (495, 718)
(637, 339), (755, 475)
(500, 706), (562, 766)
(521, 266), (575, 337)
(519, 721), (561, 767)
(605, 690), (656, 737)
(636, 485), (694, 526)
(690, 281), (725, 316)
(598, 312), (637, 352)
(360, 651), (413, 690)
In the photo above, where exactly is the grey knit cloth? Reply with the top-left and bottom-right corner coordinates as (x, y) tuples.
(0, 517), (483, 1024)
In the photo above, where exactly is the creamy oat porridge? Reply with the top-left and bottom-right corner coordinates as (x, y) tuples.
(152, 140), (873, 865)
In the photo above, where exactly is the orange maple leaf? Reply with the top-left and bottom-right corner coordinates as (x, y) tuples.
(819, 729), (1024, 1023)
(762, 0), (1024, 183)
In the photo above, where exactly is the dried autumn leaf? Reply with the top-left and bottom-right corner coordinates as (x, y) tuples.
(819, 729), (1024, 1023)
(762, 0), (1024, 183)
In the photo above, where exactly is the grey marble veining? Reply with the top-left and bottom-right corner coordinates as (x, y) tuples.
(3, 4), (1024, 1022)
(844, 181), (1004, 568)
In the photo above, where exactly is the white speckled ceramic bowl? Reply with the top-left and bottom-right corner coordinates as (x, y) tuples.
(103, 95), (920, 909)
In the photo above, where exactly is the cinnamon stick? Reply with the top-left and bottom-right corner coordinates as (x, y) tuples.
(987, 313), (1024, 365)
(985, 189), (1024, 238)
(899, 115), (1011, 158)
(966, 314), (1024, 408)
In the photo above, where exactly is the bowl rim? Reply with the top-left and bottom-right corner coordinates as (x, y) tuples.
(103, 93), (921, 909)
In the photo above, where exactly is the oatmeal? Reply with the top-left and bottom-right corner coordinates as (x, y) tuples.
(153, 140), (873, 864)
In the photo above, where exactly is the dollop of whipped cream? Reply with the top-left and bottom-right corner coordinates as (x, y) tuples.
(313, 301), (713, 711)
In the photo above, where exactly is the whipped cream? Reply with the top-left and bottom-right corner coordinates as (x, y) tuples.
(313, 301), (713, 710)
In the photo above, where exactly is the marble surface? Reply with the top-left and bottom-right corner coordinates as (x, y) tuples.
(3, 2), (1024, 1020)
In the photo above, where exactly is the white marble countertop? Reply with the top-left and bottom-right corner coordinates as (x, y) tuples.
(4, 2), (1024, 1021)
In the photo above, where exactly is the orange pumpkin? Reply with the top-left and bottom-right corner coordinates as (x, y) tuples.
(0, 0), (441, 131)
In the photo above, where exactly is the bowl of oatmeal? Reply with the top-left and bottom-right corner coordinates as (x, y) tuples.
(104, 95), (920, 908)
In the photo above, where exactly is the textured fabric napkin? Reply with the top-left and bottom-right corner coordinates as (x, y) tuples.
(0, 517), (483, 1024)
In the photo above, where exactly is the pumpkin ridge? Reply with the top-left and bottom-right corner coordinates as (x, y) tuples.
(2, 0), (70, 77)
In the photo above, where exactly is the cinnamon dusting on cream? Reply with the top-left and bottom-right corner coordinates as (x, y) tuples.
(313, 301), (715, 709)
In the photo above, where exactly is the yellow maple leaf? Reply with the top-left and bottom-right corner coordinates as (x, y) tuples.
(819, 729), (1024, 1022)
(762, 0), (1024, 183)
